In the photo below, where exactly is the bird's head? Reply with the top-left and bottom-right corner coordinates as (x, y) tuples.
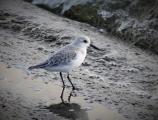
(72, 36), (102, 50)
(72, 36), (90, 48)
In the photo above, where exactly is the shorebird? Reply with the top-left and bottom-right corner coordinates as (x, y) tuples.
(28, 35), (101, 102)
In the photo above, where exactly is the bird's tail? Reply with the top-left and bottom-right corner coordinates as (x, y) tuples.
(28, 65), (38, 70)
(28, 61), (48, 70)
(28, 61), (49, 70)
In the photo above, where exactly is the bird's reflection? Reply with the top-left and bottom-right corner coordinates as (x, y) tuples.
(46, 90), (89, 120)
(60, 85), (77, 103)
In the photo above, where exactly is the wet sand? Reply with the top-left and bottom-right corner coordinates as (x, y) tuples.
(0, 63), (125, 120)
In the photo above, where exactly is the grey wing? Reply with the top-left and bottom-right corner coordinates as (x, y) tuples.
(47, 49), (77, 67)
(28, 59), (51, 70)
(28, 47), (76, 70)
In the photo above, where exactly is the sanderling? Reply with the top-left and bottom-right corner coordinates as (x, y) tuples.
(28, 35), (101, 102)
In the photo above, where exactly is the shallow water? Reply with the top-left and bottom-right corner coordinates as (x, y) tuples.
(0, 63), (125, 120)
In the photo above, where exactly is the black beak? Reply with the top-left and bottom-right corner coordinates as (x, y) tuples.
(90, 44), (102, 51)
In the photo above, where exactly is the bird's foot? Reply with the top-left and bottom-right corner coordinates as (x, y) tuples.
(72, 86), (76, 90)
(71, 91), (77, 97)
(73, 87), (80, 91)
(68, 90), (77, 102)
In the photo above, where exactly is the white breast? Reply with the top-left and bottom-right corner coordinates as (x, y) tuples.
(71, 48), (87, 68)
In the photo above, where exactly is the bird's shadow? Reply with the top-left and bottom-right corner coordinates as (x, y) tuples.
(46, 102), (89, 120)
(45, 89), (89, 120)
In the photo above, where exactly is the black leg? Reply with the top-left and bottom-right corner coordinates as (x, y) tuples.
(67, 74), (75, 90)
(61, 86), (65, 103)
(68, 89), (73, 102)
(60, 72), (65, 87)
(60, 72), (65, 103)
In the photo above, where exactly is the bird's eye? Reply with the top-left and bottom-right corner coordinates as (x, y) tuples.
(83, 40), (88, 43)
